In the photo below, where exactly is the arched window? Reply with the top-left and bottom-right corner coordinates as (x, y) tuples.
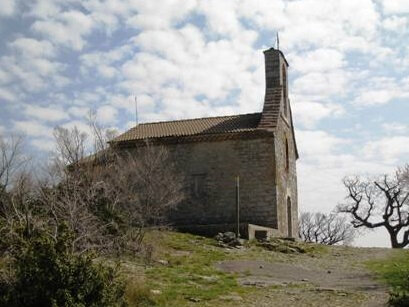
(282, 64), (288, 117)
(285, 139), (289, 172)
(287, 197), (292, 237)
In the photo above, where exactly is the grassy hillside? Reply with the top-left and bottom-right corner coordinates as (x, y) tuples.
(117, 231), (405, 306)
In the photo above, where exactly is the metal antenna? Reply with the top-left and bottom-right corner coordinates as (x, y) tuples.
(276, 32), (280, 50)
(135, 95), (139, 125)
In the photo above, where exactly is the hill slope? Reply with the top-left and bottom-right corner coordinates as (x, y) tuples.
(120, 231), (402, 306)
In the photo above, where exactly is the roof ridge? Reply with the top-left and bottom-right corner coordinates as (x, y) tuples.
(131, 112), (262, 128)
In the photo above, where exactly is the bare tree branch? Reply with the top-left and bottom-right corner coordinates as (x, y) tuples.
(299, 212), (356, 245)
(339, 165), (409, 248)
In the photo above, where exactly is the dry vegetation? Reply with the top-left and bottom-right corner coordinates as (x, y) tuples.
(0, 122), (185, 306)
(1, 123), (408, 306)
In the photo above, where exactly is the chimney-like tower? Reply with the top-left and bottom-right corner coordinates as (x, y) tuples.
(258, 47), (289, 129)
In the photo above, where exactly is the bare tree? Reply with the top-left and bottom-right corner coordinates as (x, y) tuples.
(0, 135), (36, 251)
(0, 170), (47, 257)
(0, 123), (185, 255)
(339, 165), (409, 248)
(0, 135), (26, 193)
(87, 110), (118, 155)
(43, 125), (184, 254)
(53, 127), (87, 168)
(112, 145), (184, 225)
(299, 212), (355, 245)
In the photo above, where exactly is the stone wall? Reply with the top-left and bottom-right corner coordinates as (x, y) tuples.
(126, 136), (279, 231)
(274, 114), (298, 238)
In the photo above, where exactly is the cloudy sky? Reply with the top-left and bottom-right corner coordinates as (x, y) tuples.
(1, 0), (409, 247)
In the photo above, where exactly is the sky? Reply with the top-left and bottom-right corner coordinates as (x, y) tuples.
(1, 0), (409, 247)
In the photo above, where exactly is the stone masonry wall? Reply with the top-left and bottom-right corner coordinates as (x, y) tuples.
(274, 115), (298, 238)
(127, 136), (278, 231)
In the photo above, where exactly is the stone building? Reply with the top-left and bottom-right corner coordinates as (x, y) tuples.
(110, 47), (299, 238)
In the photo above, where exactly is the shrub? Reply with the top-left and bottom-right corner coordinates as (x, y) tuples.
(0, 225), (125, 307)
(389, 273), (409, 306)
(367, 251), (409, 307)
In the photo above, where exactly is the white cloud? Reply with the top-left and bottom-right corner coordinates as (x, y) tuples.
(126, 0), (197, 30)
(61, 120), (89, 133)
(289, 49), (345, 74)
(382, 0), (409, 14)
(8, 38), (56, 58)
(68, 106), (90, 118)
(96, 105), (118, 124)
(0, 54), (67, 93)
(0, 0), (17, 16)
(352, 76), (409, 106)
(26, 0), (62, 18)
(80, 45), (132, 79)
(354, 89), (396, 106)
(0, 69), (13, 84)
(353, 87), (409, 106)
(292, 101), (344, 128)
(24, 104), (68, 122)
(236, 0), (286, 30)
(31, 137), (55, 151)
(196, 0), (242, 36)
(0, 87), (17, 101)
(32, 10), (94, 50)
(102, 93), (155, 116)
(72, 91), (101, 106)
(382, 16), (408, 31)
(293, 70), (349, 98)
(296, 130), (349, 158)
(121, 24), (260, 121)
(13, 120), (52, 138)
(278, 0), (379, 51)
(362, 136), (409, 163)
(381, 122), (408, 134)
(82, 0), (128, 32)
(0, 36), (68, 97)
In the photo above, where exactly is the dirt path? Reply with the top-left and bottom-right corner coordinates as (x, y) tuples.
(216, 246), (394, 307)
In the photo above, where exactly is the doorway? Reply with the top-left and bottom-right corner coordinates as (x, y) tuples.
(287, 197), (292, 237)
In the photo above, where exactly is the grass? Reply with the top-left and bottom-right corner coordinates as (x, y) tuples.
(141, 231), (254, 306)
(366, 249), (409, 288)
(366, 249), (409, 306)
(1, 228), (389, 306)
(124, 279), (157, 307)
(117, 230), (331, 306)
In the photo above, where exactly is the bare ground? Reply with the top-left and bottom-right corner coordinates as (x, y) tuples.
(215, 246), (395, 307)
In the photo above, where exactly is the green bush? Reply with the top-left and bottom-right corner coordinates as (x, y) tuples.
(0, 226), (125, 307)
(389, 273), (409, 306)
(366, 251), (409, 307)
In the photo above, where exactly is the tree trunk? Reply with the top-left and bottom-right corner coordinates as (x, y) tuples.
(389, 230), (406, 248)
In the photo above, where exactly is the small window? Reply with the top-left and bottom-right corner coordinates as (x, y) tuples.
(285, 139), (289, 172)
(191, 174), (206, 198)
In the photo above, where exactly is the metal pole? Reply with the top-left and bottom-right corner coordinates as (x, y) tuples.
(236, 175), (240, 238)
(134, 95), (138, 126)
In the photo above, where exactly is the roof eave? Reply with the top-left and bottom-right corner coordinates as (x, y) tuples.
(110, 129), (275, 148)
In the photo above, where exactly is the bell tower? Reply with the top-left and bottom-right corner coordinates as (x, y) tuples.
(258, 47), (289, 129)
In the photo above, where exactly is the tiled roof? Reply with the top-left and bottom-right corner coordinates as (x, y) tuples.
(258, 87), (282, 129)
(111, 112), (263, 143)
